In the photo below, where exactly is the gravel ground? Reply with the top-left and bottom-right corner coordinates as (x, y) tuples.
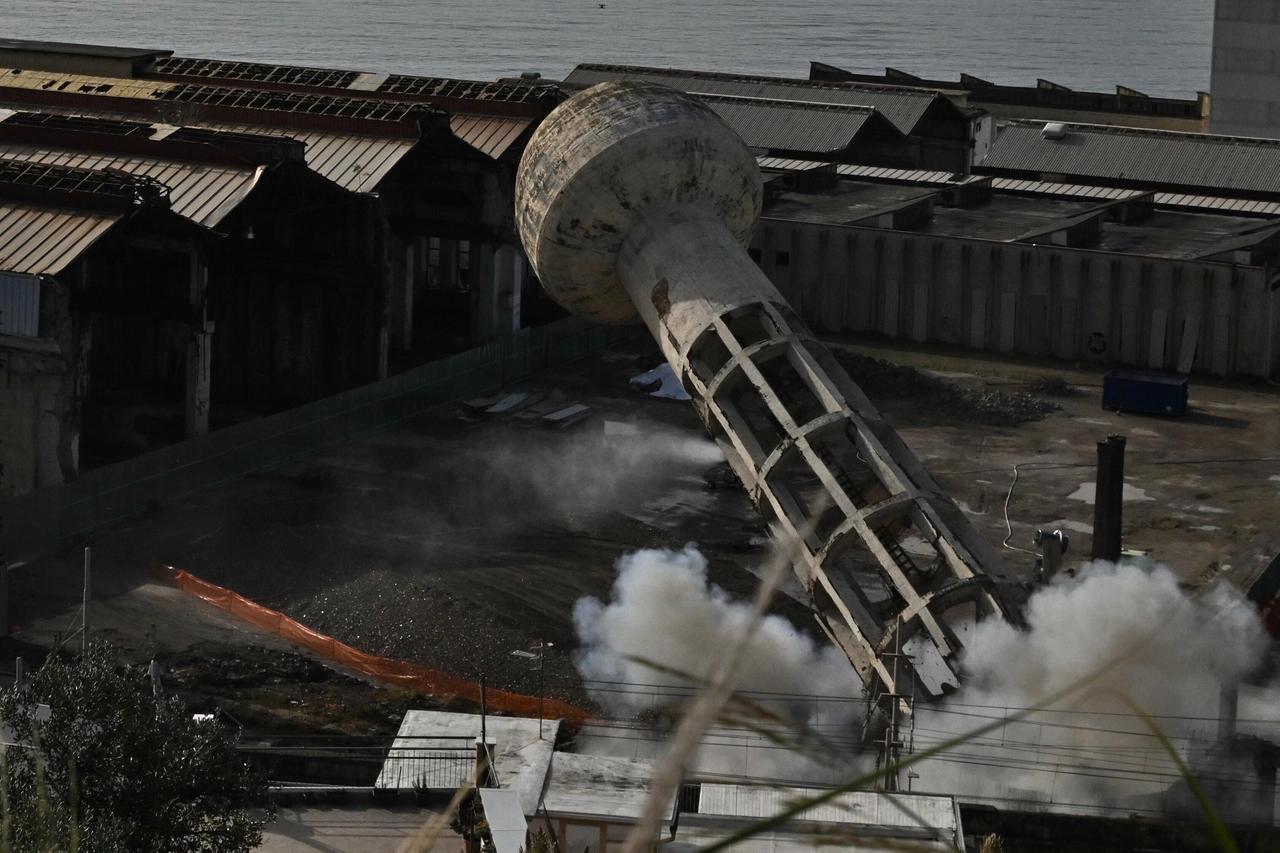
(290, 570), (591, 707)
(832, 349), (1060, 426)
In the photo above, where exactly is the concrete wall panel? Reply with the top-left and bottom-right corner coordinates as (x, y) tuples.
(752, 217), (1276, 378)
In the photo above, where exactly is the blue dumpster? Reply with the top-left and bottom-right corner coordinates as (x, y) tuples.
(1101, 370), (1188, 415)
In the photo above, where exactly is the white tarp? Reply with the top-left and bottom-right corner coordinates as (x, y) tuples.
(479, 788), (528, 853)
(629, 363), (690, 401)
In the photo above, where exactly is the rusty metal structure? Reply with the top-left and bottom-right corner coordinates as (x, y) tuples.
(516, 82), (1018, 698)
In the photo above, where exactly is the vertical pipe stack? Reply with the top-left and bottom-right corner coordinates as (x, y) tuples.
(516, 82), (1017, 698)
(1091, 434), (1127, 562)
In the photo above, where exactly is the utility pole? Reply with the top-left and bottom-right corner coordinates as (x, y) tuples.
(82, 547), (90, 654)
(538, 640), (554, 740)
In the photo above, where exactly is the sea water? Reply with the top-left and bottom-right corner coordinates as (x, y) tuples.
(3, 0), (1212, 97)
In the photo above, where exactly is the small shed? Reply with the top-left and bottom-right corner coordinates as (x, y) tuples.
(670, 783), (965, 853)
(534, 753), (675, 853)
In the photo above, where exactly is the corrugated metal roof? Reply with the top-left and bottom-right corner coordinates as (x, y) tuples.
(565, 64), (946, 135)
(0, 101), (411, 194)
(0, 203), (119, 275)
(696, 784), (957, 833)
(0, 143), (262, 226)
(449, 114), (531, 159)
(981, 121), (1280, 197)
(202, 121), (412, 192)
(698, 95), (883, 154)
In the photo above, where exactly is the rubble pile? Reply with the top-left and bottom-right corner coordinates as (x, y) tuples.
(290, 570), (586, 706)
(832, 350), (1059, 427)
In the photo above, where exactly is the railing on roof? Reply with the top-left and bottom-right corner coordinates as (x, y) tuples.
(155, 57), (361, 90)
(158, 84), (435, 123)
(152, 56), (561, 109)
(0, 157), (168, 207)
(238, 735), (476, 789)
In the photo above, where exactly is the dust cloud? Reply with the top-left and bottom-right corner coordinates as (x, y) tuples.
(915, 559), (1276, 815)
(414, 421), (725, 535)
(573, 547), (1278, 809)
(573, 545), (860, 727)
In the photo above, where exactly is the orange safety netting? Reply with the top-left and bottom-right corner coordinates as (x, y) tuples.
(148, 561), (592, 725)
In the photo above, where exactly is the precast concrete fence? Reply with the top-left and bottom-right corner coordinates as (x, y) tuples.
(753, 217), (1280, 380)
(0, 316), (641, 566)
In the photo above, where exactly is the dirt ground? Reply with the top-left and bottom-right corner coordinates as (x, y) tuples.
(7, 334), (1279, 732)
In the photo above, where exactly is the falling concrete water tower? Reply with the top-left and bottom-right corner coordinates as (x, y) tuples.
(517, 82), (1017, 699)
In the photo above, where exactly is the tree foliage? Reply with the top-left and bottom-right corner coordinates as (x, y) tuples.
(0, 644), (273, 853)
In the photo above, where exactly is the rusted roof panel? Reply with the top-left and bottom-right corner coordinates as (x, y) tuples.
(154, 56), (360, 89)
(0, 68), (439, 137)
(0, 67), (173, 100)
(203, 122), (415, 192)
(0, 143), (262, 226)
(449, 114), (530, 159)
(0, 100), (413, 193)
(0, 203), (118, 275)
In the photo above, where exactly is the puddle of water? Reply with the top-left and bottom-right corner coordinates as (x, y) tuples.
(1192, 525), (1220, 532)
(1067, 482), (1153, 505)
(1076, 417), (1114, 426)
(956, 500), (985, 516)
(1193, 505), (1230, 515)
(1048, 518), (1094, 535)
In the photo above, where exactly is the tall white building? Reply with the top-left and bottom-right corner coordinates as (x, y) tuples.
(1211, 0), (1280, 138)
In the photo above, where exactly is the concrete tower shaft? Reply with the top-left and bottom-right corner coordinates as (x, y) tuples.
(516, 82), (1012, 698)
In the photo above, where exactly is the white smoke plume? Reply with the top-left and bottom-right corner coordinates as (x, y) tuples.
(914, 559), (1276, 816)
(573, 545), (860, 728)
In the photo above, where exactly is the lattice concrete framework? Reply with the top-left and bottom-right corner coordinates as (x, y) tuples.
(516, 82), (1016, 698)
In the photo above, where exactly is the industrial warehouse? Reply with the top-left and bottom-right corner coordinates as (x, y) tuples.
(0, 31), (1279, 853)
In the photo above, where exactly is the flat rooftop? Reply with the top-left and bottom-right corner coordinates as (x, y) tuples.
(761, 171), (1271, 260)
(0, 38), (170, 61)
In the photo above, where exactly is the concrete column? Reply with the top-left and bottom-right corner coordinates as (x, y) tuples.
(35, 381), (63, 487)
(495, 244), (523, 334)
(516, 83), (1017, 699)
(184, 255), (211, 439)
(617, 203), (1007, 697)
(388, 237), (415, 353)
(438, 238), (458, 289)
(471, 243), (498, 343)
